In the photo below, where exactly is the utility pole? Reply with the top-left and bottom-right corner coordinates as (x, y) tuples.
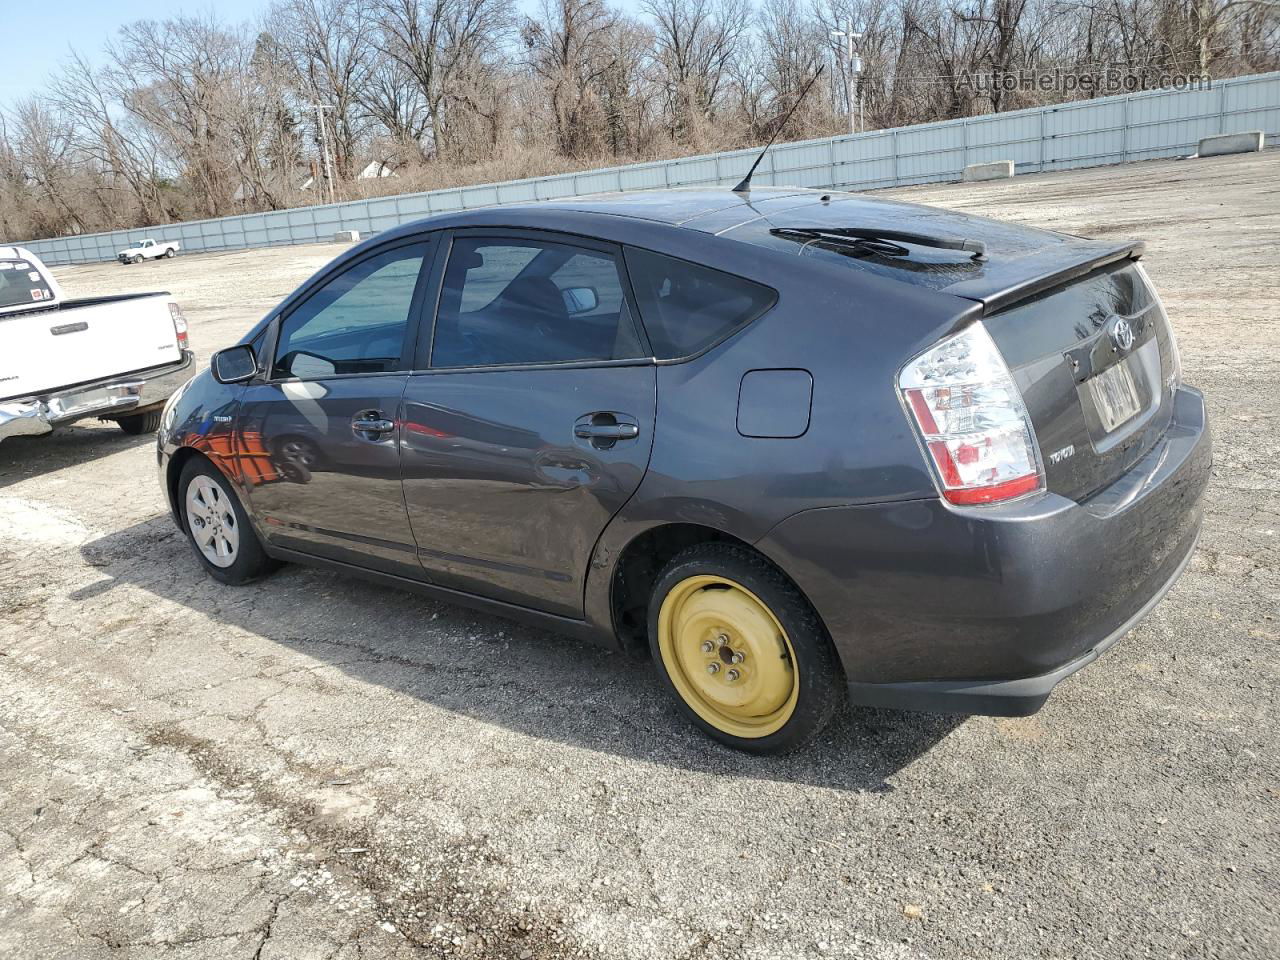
(310, 103), (338, 204)
(830, 22), (864, 135)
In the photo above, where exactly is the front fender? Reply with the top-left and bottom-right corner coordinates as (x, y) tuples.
(156, 367), (246, 527)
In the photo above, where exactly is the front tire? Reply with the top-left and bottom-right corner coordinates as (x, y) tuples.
(647, 543), (845, 754)
(178, 458), (279, 585)
(115, 410), (163, 435)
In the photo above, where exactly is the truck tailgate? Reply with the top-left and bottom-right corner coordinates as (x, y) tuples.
(0, 294), (182, 401)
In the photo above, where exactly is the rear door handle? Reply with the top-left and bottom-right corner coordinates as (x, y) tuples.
(574, 412), (640, 450)
(574, 423), (639, 441)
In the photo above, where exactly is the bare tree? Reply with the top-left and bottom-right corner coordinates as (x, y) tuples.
(758, 0), (832, 133)
(361, 54), (433, 151)
(269, 0), (375, 178)
(7, 98), (87, 235)
(523, 0), (622, 156)
(644, 0), (752, 139)
(49, 49), (172, 225)
(106, 15), (249, 217)
(370, 0), (514, 161)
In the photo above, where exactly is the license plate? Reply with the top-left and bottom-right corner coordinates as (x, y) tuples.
(1088, 359), (1142, 432)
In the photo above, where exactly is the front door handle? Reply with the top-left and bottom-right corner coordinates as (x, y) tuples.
(352, 413), (395, 439)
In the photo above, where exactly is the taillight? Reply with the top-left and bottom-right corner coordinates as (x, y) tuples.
(168, 302), (189, 351)
(1136, 263), (1180, 391)
(898, 322), (1043, 506)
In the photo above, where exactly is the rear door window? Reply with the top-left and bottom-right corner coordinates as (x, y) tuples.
(624, 248), (776, 359)
(273, 242), (429, 379)
(430, 237), (645, 368)
(0, 260), (54, 308)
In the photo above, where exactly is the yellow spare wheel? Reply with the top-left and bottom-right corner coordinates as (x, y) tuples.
(656, 575), (799, 738)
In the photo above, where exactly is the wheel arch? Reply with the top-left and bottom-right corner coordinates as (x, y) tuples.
(605, 521), (825, 658)
(166, 447), (208, 523)
(166, 446), (242, 526)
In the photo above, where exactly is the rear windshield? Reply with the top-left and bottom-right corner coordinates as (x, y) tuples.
(0, 260), (54, 309)
(737, 223), (986, 292)
(625, 247), (776, 359)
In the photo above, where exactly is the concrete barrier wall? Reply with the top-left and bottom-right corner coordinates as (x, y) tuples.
(1198, 130), (1265, 156)
(963, 160), (1015, 181)
(18, 71), (1280, 267)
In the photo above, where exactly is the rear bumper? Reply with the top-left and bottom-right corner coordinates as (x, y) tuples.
(0, 351), (195, 442)
(757, 385), (1211, 716)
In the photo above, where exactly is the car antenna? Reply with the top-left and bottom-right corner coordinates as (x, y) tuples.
(733, 65), (826, 195)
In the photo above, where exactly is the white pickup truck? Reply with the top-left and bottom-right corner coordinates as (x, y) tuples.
(0, 245), (194, 442)
(118, 238), (180, 265)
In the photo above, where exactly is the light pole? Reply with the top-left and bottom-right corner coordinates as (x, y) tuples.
(309, 103), (338, 204)
(829, 22), (864, 135)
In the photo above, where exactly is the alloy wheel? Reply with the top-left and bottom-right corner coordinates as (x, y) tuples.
(185, 475), (240, 568)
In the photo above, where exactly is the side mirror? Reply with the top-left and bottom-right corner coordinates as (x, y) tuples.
(562, 286), (598, 315)
(211, 344), (258, 384)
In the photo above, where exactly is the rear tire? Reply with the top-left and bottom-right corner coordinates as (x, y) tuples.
(164, 248), (175, 258)
(647, 543), (845, 754)
(115, 410), (163, 435)
(178, 458), (280, 585)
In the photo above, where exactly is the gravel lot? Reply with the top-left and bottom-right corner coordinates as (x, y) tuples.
(2, 151), (1277, 960)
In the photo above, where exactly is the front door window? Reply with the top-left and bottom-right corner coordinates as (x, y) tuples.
(274, 243), (430, 379)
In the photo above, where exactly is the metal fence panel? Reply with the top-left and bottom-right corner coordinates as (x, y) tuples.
(16, 71), (1279, 266)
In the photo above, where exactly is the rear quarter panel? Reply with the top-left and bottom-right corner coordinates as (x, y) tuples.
(583, 245), (978, 631)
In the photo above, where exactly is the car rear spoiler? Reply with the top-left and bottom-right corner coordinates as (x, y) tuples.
(945, 240), (1145, 314)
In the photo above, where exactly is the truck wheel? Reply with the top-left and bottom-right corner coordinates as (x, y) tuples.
(115, 411), (163, 435)
(132, 255), (142, 264)
(647, 543), (845, 754)
(179, 458), (280, 585)
(165, 248), (175, 258)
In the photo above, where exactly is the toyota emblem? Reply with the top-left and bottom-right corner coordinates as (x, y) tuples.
(1110, 317), (1135, 352)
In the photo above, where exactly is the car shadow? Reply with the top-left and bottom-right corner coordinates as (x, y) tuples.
(79, 515), (964, 792)
(0, 422), (154, 489)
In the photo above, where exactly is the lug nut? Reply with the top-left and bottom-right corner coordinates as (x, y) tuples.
(730, 651), (744, 664)
(700, 640), (715, 653)
(716, 633), (730, 645)
(726, 669), (741, 682)
(706, 663), (720, 675)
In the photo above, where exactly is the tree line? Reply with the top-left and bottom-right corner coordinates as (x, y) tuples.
(1, 0), (1275, 242)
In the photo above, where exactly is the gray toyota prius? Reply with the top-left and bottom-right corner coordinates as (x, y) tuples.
(157, 186), (1211, 753)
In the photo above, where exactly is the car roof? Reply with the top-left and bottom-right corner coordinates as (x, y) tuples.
(362, 185), (1134, 311)
(382, 187), (837, 239)
(529, 187), (819, 227)
(383, 185), (1069, 252)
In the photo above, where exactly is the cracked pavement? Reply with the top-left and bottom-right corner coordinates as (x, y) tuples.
(1, 151), (1278, 959)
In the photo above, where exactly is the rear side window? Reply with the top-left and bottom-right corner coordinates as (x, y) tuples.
(274, 242), (429, 378)
(0, 260), (54, 308)
(624, 248), (776, 359)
